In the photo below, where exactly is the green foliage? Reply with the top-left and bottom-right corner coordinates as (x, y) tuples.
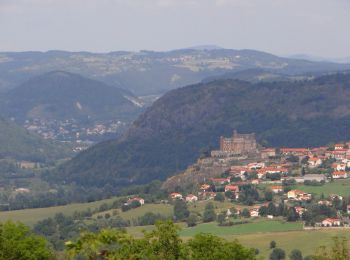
(214, 193), (225, 202)
(270, 240), (277, 249)
(289, 249), (302, 260)
(270, 248), (286, 260)
(186, 213), (198, 227)
(66, 220), (257, 259)
(0, 221), (51, 260)
(187, 233), (256, 260)
(173, 199), (190, 221)
(203, 203), (216, 222)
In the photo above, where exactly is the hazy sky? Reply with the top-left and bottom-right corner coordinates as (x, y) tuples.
(0, 0), (349, 58)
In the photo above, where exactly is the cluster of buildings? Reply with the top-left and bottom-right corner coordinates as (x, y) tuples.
(23, 118), (127, 151)
(164, 131), (350, 227)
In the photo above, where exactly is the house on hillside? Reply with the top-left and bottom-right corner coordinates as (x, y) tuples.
(294, 206), (306, 217)
(271, 185), (283, 193)
(185, 194), (198, 203)
(308, 157), (322, 168)
(321, 218), (342, 227)
(126, 197), (145, 206)
(261, 148), (276, 159)
(287, 190), (311, 201)
(332, 171), (348, 179)
(199, 184), (211, 193)
(332, 163), (346, 171)
(249, 206), (260, 217)
(224, 185), (240, 199)
(170, 192), (183, 200)
(335, 144), (345, 150)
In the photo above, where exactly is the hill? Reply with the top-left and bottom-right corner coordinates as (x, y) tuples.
(0, 71), (143, 122)
(0, 49), (350, 95)
(0, 118), (70, 162)
(51, 73), (350, 187)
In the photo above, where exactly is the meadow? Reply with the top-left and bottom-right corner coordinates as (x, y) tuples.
(0, 197), (118, 226)
(293, 179), (350, 197)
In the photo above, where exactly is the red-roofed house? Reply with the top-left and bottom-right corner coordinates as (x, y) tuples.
(332, 171), (348, 179)
(271, 185), (283, 193)
(321, 218), (341, 227)
(287, 190), (311, 201)
(170, 192), (183, 200)
(127, 197), (145, 205)
(261, 148), (276, 159)
(225, 185), (239, 193)
(308, 157), (322, 168)
(335, 144), (344, 150)
(185, 194), (198, 203)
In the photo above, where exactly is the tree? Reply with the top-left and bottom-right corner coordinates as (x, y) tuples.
(265, 191), (274, 201)
(186, 213), (198, 227)
(188, 233), (256, 260)
(203, 202), (216, 222)
(270, 240), (277, 249)
(217, 212), (226, 226)
(66, 220), (257, 259)
(214, 193), (225, 202)
(0, 221), (51, 260)
(241, 208), (251, 218)
(270, 248), (286, 260)
(289, 249), (302, 260)
(287, 207), (298, 222)
(173, 199), (189, 221)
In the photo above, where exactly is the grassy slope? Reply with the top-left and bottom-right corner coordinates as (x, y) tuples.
(0, 197), (117, 226)
(292, 179), (350, 197)
(0, 118), (70, 162)
(179, 220), (303, 237)
(127, 222), (350, 259)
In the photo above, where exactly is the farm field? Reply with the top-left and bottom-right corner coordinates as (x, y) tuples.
(233, 229), (350, 259)
(0, 197), (118, 226)
(293, 179), (350, 197)
(180, 219), (303, 236)
(127, 223), (350, 259)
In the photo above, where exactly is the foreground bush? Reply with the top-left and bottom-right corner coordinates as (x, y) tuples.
(65, 220), (257, 259)
(0, 221), (51, 260)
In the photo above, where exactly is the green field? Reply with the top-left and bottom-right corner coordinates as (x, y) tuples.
(0, 197), (118, 226)
(127, 222), (350, 259)
(293, 179), (350, 197)
(234, 229), (350, 259)
(180, 219), (303, 236)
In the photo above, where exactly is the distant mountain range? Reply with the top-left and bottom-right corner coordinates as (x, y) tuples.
(0, 71), (143, 122)
(51, 72), (350, 188)
(1, 49), (350, 95)
(0, 117), (70, 162)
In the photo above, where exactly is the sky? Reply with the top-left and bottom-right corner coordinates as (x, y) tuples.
(0, 0), (349, 58)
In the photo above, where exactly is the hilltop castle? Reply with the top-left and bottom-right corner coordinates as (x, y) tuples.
(219, 130), (257, 154)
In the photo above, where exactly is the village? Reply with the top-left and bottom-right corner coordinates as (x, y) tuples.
(127, 131), (350, 228)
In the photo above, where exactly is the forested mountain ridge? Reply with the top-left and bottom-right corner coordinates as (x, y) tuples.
(51, 73), (350, 187)
(1, 49), (350, 95)
(0, 71), (143, 122)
